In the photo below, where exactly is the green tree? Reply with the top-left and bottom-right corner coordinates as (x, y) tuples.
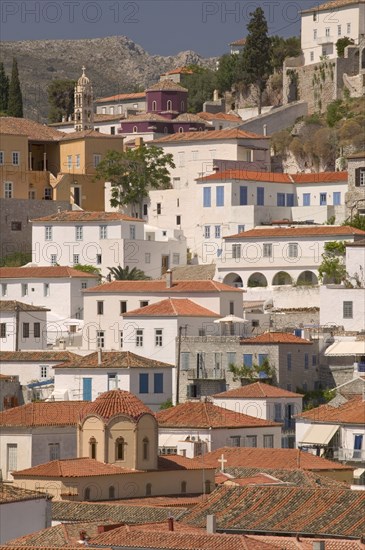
(238, 8), (273, 114)
(270, 35), (302, 70)
(343, 214), (365, 232)
(48, 79), (76, 123)
(73, 264), (101, 276)
(229, 358), (276, 383)
(95, 145), (175, 217)
(318, 241), (347, 283)
(182, 66), (217, 113)
(0, 62), (9, 113)
(336, 37), (355, 57)
(107, 265), (151, 280)
(216, 53), (238, 93)
(7, 58), (23, 118)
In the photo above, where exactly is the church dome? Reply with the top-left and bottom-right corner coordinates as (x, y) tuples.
(80, 389), (154, 423)
(77, 66), (91, 86)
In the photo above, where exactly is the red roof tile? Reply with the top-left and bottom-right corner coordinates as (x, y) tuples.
(124, 298), (220, 318)
(153, 128), (267, 143)
(251, 536), (365, 549)
(241, 332), (313, 345)
(80, 389), (154, 423)
(0, 266), (98, 279)
(0, 116), (64, 141)
(95, 91), (146, 103)
(224, 226), (365, 240)
(198, 170), (347, 183)
(157, 455), (216, 471)
(0, 401), (87, 428)
(162, 67), (194, 76)
(213, 382), (303, 399)
(302, 0), (364, 13)
(0, 350), (78, 362)
(156, 402), (279, 429)
(12, 457), (136, 478)
(59, 129), (123, 141)
(84, 279), (243, 294)
(297, 395), (365, 425)
(54, 350), (173, 369)
(0, 300), (49, 312)
(197, 112), (242, 122)
(31, 211), (143, 223)
(0, 483), (48, 503)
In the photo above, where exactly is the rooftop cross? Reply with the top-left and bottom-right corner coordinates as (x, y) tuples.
(218, 453), (227, 472)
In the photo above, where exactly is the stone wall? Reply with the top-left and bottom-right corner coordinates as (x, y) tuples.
(238, 101), (308, 135)
(345, 156), (365, 217)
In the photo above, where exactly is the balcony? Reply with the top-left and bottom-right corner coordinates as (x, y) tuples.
(336, 448), (365, 462)
(181, 336), (241, 344)
(315, 35), (334, 45)
(186, 368), (226, 380)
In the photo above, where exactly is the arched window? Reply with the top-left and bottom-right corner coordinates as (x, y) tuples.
(181, 481), (187, 494)
(146, 483), (152, 496)
(181, 101), (185, 111)
(89, 437), (97, 460)
(115, 437), (125, 461)
(167, 100), (172, 110)
(133, 126), (138, 133)
(143, 437), (149, 460)
(179, 127), (184, 133)
(84, 487), (91, 500)
(109, 485), (115, 499)
(152, 100), (157, 111)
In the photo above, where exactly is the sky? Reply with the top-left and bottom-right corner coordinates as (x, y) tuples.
(0, 0), (321, 57)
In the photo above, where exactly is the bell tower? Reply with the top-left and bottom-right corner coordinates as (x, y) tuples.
(74, 66), (94, 132)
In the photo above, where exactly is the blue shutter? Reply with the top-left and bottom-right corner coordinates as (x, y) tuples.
(82, 378), (92, 401)
(303, 193), (311, 206)
(277, 193), (285, 206)
(216, 186), (224, 207)
(203, 187), (211, 207)
(257, 187), (265, 206)
(286, 193), (294, 206)
(333, 192), (341, 205)
(239, 186), (247, 205)
(154, 373), (163, 394)
(243, 354), (253, 367)
(139, 373), (149, 393)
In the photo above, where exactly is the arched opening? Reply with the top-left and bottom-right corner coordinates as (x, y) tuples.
(179, 127), (184, 133)
(272, 271), (292, 286)
(115, 437), (125, 461)
(143, 437), (149, 460)
(181, 100), (185, 111)
(247, 273), (268, 288)
(89, 437), (97, 460)
(84, 487), (91, 500)
(296, 271), (318, 286)
(146, 483), (152, 496)
(133, 126), (138, 133)
(166, 100), (172, 110)
(181, 481), (187, 494)
(152, 100), (157, 111)
(109, 486), (115, 499)
(223, 273), (243, 288)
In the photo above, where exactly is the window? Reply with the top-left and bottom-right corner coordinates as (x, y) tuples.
(152, 100), (157, 111)
(203, 187), (211, 207)
(204, 225), (211, 239)
(120, 301), (127, 314)
(355, 168), (365, 187)
(109, 485), (115, 498)
(304, 353), (309, 369)
(343, 301), (353, 319)
(97, 301), (104, 315)
(143, 204), (148, 216)
(257, 187), (264, 206)
(312, 354), (317, 366)
(41, 283), (49, 298)
(263, 243), (272, 258)
(136, 329), (144, 347)
(96, 254), (102, 265)
(229, 301), (234, 315)
(287, 352), (292, 370)
(230, 436), (241, 447)
(216, 186), (224, 206)
(75, 226), (83, 241)
(154, 373), (163, 393)
(313, 12), (317, 21)
(313, 29), (317, 39)
(173, 253), (180, 265)
(322, 47), (327, 56)
(96, 330), (105, 348)
(21, 283), (28, 297)
(34, 323), (41, 339)
(227, 352), (236, 366)
(243, 354), (253, 367)
(81, 281), (88, 290)
(84, 487), (91, 500)
(0, 151), (3, 165)
(176, 215), (181, 225)
(347, 22), (351, 33)
(320, 193), (327, 205)
(1, 323), (6, 338)
(11, 221), (21, 231)
(303, 193), (311, 206)
(156, 203), (161, 215)
(129, 225), (136, 239)
(45, 226), (52, 241)
(274, 403), (282, 421)
(288, 243), (298, 258)
(145, 482), (152, 496)
(115, 437), (125, 460)
(277, 192), (285, 206)
(110, 127), (115, 135)
(181, 352), (190, 371)
(238, 225), (245, 233)
(143, 438), (149, 460)
(155, 328), (163, 347)
(1, 284), (7, 297)
(22, 323), (30, 339)
(139, 373), (148, 393)
(325, 27), (330, 37)
(12, 151), (19, 166)
(73, 254), (79, 265)
(263, 435), (274, 448)
(108, 373), (118, 390)
(93, 154), (101, 167)
(67, 155), (72, 169)
(286, 193), (294, 207)
(4, 182), (13, 198)
(145, 252), (151, 264)
(120, 330), (123, 348)
(310, 51), (314, 62)
(49, 443), (60, 461)
(51, 254), (57, 266)
(239, 186), (248, 205)
(258, 354), (268, 367)
(7, 444), (17, 472)
(232, 244), (241, 259)
(99, 225), (107, 239)
(246, 435), (257, 448)
(337, 24), (341, 36)
(353, 434), (363, 459)
(75, 154), (80, 168)
(166, 99), (172, 110)
(333, 192), (341, 205)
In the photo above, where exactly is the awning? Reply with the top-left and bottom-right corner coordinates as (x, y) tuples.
(325, 341), (365, 357)
(299, 424), (340, 446)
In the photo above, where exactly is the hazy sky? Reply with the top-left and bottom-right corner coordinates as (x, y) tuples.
(1, 1), (320, 56)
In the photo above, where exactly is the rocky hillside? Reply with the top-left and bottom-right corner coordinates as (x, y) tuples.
(1, 36), (216, 121)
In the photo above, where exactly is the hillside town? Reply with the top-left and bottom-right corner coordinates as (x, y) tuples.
(0, 1), (365, 548)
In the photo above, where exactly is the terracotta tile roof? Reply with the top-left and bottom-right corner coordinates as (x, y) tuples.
(59, 129), (123, 140)
(157, 455), (216, 471)
(302, 0), (364, 13)
(241, 332), (313, 345)
(0, 116), (64, 141)
(213, 381), (303, 399)
(54, 350), (173, 370)
(0, 300), (49, 312)
(156, 402), (279, 429)
(0, 350), (78, 362)
(224, 225), (365, 240)
(122, 112), (174, 123)
(296, 395), (365, 425)
(180, 485), (365, 537)
(124, 298), (220, 318)
(346, 239), (365, 247)
(0, 401), (87, 428)
(198, 170), (347, 183)
(162, 67), (194, 76)
(218, 468), (350, 489)
(84, 279), (243, 294)
(31, 210), (143, 223)
(251, 536), (365, 550)
(197, 111), (242, 122)
(153, 128), (267, 143)
(173, 113), (208, 123)
(95, 91), (146, 103)
(146, 80), (188, 92)
(80, 388), (154, 423)
(230, 37), (247, 46)
(0, 266), (98, 279)
(13, 457), (137, 478)
(199, 447), (352, 471)
(163, 264), (216, 281)
(0, 483), (48, 504)
(107, 495), (205, 507)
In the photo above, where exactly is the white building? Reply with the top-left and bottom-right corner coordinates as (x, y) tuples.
(0, 301), (49, 351)
(301, 0), (365, 65)
(31, 210), (186, 278)
(95, 92), (146, 116)
(51, 350), (173, 411)
(156, 400), (282, 458)
(50, 113), (124, 135)
(0, 401), (86, 480)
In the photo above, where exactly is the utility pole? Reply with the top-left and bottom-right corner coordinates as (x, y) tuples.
(176, 325), (183, 405)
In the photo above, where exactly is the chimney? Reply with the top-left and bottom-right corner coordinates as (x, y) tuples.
(263, 124), (267, 136)
(206, 514), (216, 534)
(167, 517), (174, 531)
(213, 89), (219, 102)
(166, 269), (173, 289)
(97, 347), (102, 366)
(313, 542), (325, 550)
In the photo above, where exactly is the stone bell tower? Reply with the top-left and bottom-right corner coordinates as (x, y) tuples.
(74, 66), (94, 132)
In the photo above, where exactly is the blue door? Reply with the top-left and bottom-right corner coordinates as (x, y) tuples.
(83, 378), (92, 401)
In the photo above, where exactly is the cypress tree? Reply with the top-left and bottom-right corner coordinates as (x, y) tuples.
(0, 62), (9, 113)
(8, 57), (23, 118)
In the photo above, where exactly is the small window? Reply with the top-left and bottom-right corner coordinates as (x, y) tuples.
(181, 481), (187, 493)
(139, 373), (148, 393)
(246, 435), (257, 448)
(129, 225), (136, 239)
(133, 126), (138, 133)
(0, 151), (3, 165)
(216, 186), (224, 207)
(11, 221), (21, 231)
(325, 27), (330, 37)
(313, 29), (317, 39)
(143, 438), (149, 460)
(40, 365), (48, 378)
(109, 486), (115, 498)
(67, 155), (72, 169)
(1, 323), (6, 338)
(51, 254), (57, 266)
(181, 352), (190, 371)
(21, 283), (28, 297)
(73, 254), (79, 265)
(333, 192), (341, 205)
(75, 154), (80, 168)
(263, 243), (272, 258)
(22, 323), (30, 339)
(49, 443), (60, 461)
(115, 437), (125, 460)
(120, 301), (127, 314)
(173, 253), (180, 265)
(136, 329), (144, 347)
(343, 301), (353, 319)
(152, 100), (157, 111)
(143, 204), (148, 216)
(1, 284), (7, 297)
(45, 226), (52, 241)
(176, 215), (181, 225)
(304, 353), (309, 369)
(313, 12), (317, 20)
(337, 24), (341, 36)
(229, 301), (234, 315)
(155, 329), (163, 347)
(312, 354), (317, 366)
(89, 438), (97, 460)
(97, 301), (104, 315)
(310, 51), (314, 62)
(154, 373), (163, 393)
(288, 243), (298, 258)
(179, 127), (184, 133)
(257, 187), (264, 206)
(277, 193), (285, 207)
(166, 99), (172, 110)
(230, 436), (241, 447)
(140, 300), (149, 308)
(227, 351), (236, 366)
(34, 323), (41, 339)
(120, 330), (123, 349)
(145, 482), (152, 496)
(110, 127), (115, 135)
(93, 154), (101, 167)
(243, 354), (253, 367)
(232, 244), (241, 259)
(287, 352), (292, 370)
(4, 182), (13, 199)
(84, 487), (91, 500)
(145, 253), (151, 264)
(204, 226), (210, 239)
(203, 187), (211, 207)
(12, 151), (20, 166)
(96, 330), (105, 348)
(320, 193), (327, 206)
(215, 225), (221, 238)
(263, 435), (274, 448)
(347, 23), (351, 33)
(303, 193), (311, 206)
(81, 281), (88, 289)
(96, 254), (102, 265)
(99, 225), (107, 239)
(75, 226), (83, 241)
(156, 203), (161, 215)
(43, 283), (50, 297)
